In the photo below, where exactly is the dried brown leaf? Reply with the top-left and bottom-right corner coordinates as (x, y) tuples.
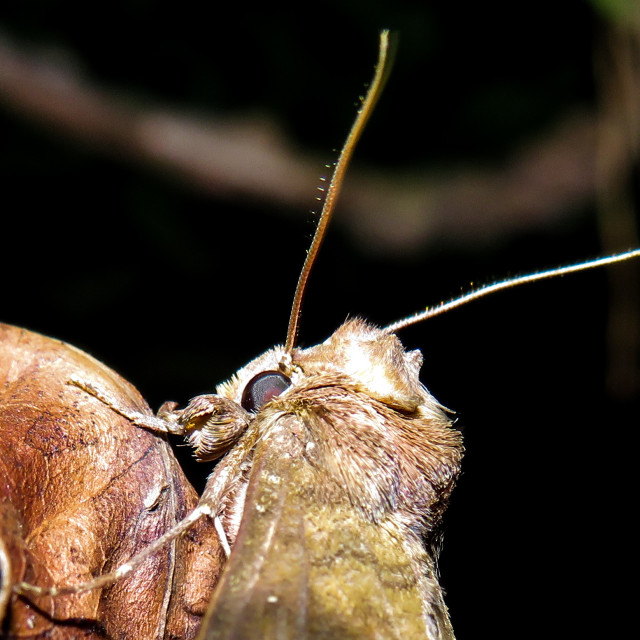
(0, 323), (220, 639)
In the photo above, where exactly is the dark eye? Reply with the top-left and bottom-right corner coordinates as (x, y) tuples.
(241, 371), (291, 413)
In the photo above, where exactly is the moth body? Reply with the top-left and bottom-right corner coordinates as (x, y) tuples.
(179, 319), (462, 639)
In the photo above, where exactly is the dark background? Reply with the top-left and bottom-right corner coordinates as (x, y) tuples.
(0, 2), (637, 638)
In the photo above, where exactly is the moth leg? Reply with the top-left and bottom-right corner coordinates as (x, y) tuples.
(68, 375), (183, 435)
(29, 381), (254, 599)
(70, 376), (250, 461)
(214, 516), (231, 557)
(14, 501), (214, 598)
(14, 422), (259, 599)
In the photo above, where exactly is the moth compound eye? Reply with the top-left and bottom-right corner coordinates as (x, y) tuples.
(241, 371), (291, 413)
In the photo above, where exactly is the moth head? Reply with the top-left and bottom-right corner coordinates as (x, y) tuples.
(293, 318), (428, 413)
(215, 317), (437, 417)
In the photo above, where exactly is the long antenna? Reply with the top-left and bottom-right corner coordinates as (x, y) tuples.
(284, 30), (393, 354)
(383, 249), (640, 334)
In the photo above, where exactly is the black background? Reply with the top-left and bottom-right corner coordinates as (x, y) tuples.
(0, 3), (637, 638)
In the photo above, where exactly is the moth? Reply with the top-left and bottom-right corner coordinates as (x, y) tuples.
(3, 30), (639, 640)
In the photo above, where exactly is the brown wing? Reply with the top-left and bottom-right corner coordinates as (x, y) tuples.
(197, 414), (453, 640)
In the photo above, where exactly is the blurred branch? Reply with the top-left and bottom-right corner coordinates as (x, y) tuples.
(0, 32), (602, 255)
(594, 6), (640, 399)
